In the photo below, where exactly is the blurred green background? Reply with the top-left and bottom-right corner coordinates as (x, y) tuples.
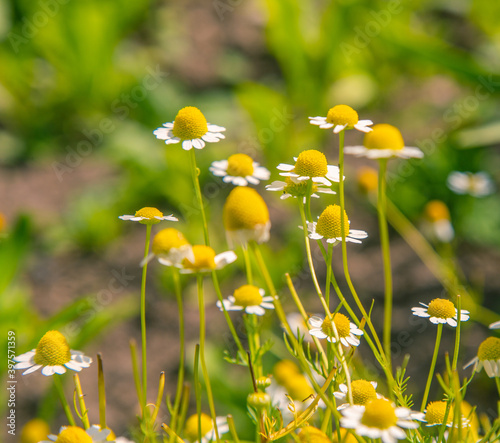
(1, 0), (500, 438)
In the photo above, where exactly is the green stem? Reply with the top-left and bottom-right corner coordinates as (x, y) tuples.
(140, 223), (152, 417)
(452, 295), (462, 372)
(53, 375), (76, 426)
(129, 339), (143, 415)
(378, 158), (393, 372)
(189, 149), (210, 246)
(421, 323), (443, 411)
(97, 354), (107, 430)
(242, 244), (253, 285)
(197, 275), (220, 443)
(325, 243), (333, 309)
(73, 374), (89, 428)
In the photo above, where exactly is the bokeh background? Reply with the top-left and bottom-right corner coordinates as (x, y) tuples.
(1, 0), (500, 439)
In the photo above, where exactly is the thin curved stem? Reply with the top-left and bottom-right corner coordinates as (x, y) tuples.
(53, 375), (76, 426)
(421, 323), (443, 411)
(189, 149), (210, 246)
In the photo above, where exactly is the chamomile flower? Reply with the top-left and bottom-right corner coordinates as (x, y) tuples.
(411, 298), (469, 327)
(447, 171), (495, 197)
(334, 380), (382, 410)
(20, 418), (50, 443)
(119, 207), (178, 225)
(340, 398), (421, 443)
(40, 425), (110, 443)
(144, 228), (193, 267)
(13, 330), (92, 376)
(489, 320), (500, 329)
(153, 106), (225, 150)
(297, 426), (330, 443)
(464, 336), (500, 378)
(417, 401), (468, 428)
(306, 205), (368, 244)
(423, 200), (454, 243)
(308, 313), (364, 347)
(357, 167), (378, 195)
(266, 177), (335, 202)
(345, 124), (424, 159)
(216, 284), (274, 316)
(176, 245), (236, 274)
(277, 149), (341, 187)
(309, 104), (373, 134)
(184, 413), (229, 443)
(223, 187), (270, 246)
(210, 154), (270, 186)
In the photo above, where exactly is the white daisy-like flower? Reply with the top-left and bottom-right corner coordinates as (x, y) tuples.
(216, 284), (274, 316)
(286, 312), (314, 343)
(415, 401), (469, 428)
(143, 228), (194, 267)
(119, 207), (178, 225)
(464, 336), (500, 378)
(266, 177), (335, 202)
(308, 313), (364, 347)
(423, 200), (454, 243)
(340, 398), (421, 443)
(277, 149), (341, 187)
(210, 153), (270, 186)
(309, 104), (373, 134)
(306, 204), (368, 244)
(116, 438), (135, 443)
(447, 171), (495, 197)
(41, 425), (111, 443)
(411, 298), (469, 327)
(153, 106), (225, 150)
(13, 331), (92, 376)
(184, 413), (229, 443)
(345, 124), (424, 159)
(176, 245), (236, 274)
(334, 380), (382, 410)
(489, 320), (500, 329)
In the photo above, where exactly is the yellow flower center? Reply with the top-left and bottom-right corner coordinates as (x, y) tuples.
(316, 205), (349, 239)
(285, 374), (315, 400)
(181, 245), (216, 271)
(364, 124), (404, 151)
(184, 413), (213, 442)
(478, 337), (500, 361)
(425, 401), (451, 425)
(350, 380), (377, 405)
(0, 213), (6, 232)
(135, 207), (164, 225)
(33, 331), (71, 366)
(357, 167), (378, 194)
(233, 284), (263, 307)
(20, 418), (51, 443)
(226, 154), (254, 177)
(298, 426), (330, 443)
(273, 360), (300, 385)
(321, 313), (351, 339)
(427, 298), (456, 319)
(425, 200), (451, 222)
(332, 429), (357, 443)
(361, 399), (398, 429)
(172, 106), (208, 140)
(152, 228), (189, 255)
(294, 150), (328, 178)
(284, 177), (318, 197)
(54, 426), (92, 443)
(223, 187), (269, 231)
(326, 105), (359, 127)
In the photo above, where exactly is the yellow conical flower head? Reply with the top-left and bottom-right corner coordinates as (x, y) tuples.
(425, 401), (451, 425)
(332, 429), (357, 443)
(284, 177), (318, 197)
(478, 337), (500, 361)
(184, 413), (213, 442)
(357, 167), (378, 194)
(227, 154), (254, 177)
(361, 399), (398, 429)
(172, 106), (208, 140)
(233, 285), (263, 307)
(273, 360), (301, 385)
(54, 427), (92, 443)
(294, 150), (328, 178)
(326, 105), (359, 127)
(364, 124), (404, 151)
(181, 245), (216, 271)
(351, 380), (377, 405)
(427, 298), (455, 319)
(135, 207), (164, 225)
(152, 228), (189, 255)
(223, 187), (269, 231)
(316, 205), (349, 239)
(298, 426), (330, 443)
(285, 374), (314, 400)
(20, 418), (51, 443)
(321, 313), (351, 338)
(34, 331), (71, 366)
(0, 212), (6, 232)
(425, 200), (451, 222)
